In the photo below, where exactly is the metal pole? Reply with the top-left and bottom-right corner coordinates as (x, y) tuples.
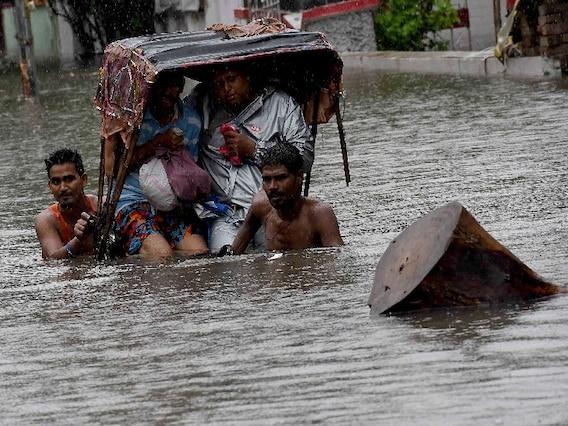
(493, 0), (502, 42)
(13, 0), (37, 99)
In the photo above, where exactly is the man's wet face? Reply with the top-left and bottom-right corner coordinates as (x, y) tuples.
(262, 165), (302, 210)
(48, 163), (86, 209)
(213, 69), (252, 112)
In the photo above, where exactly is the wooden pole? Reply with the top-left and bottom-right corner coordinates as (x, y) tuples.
(13, 0), (37, 99)
(335, 98), (350, 187)
(493, 0), (502, 42)
(96, 133), (137, 261)
(303, 91), (320, 197)
(14, 0), (37, 96)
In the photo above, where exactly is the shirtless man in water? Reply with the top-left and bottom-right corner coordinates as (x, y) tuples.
(35, 148), (97, 259)
(231, 144), (343, 254)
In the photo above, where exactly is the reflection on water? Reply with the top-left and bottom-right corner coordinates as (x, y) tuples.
(1, 68), (568, 424)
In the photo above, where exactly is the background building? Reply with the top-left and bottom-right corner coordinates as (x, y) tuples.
(439, 0), (508, 51)
(0, 0), (551, 68)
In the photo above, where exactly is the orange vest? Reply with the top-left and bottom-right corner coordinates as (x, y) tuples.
(48, 196), (97, 244)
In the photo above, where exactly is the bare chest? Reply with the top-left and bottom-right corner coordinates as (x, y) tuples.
(264, 212), (318, 251)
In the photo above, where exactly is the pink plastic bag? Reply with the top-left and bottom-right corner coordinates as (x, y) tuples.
(156, 147), (211, 203)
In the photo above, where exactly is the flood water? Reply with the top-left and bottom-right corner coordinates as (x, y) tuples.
(1, 67), (568, 424)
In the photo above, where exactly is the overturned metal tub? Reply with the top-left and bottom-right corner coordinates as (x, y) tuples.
(369, 201), (562, 314)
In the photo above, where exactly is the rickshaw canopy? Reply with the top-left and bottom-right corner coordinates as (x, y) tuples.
(92, 21), (347, 261)
(94, 21), (343, 146)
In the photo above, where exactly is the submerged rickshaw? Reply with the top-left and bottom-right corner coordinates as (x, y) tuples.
(93, 19), (349, 260)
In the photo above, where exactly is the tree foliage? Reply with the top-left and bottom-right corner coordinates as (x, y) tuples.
(374, 0), (458, 51)
(49, 0), (155, 62)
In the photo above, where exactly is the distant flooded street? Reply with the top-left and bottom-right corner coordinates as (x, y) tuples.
(1, 67), (568, 424)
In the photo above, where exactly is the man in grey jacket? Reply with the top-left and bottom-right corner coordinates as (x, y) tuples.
(193, 64), (315, 252)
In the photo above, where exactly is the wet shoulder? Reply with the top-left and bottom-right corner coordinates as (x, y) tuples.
(87, 194), (98, 212)
(306, 198), (334, 220)
(264, 88), (299, 110)
(251, 190), (272, 217)
(34, 205), (58, 230)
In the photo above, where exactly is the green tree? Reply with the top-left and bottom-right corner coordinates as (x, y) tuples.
(375, 0), (458, 51)
(49, 0), (155, 63)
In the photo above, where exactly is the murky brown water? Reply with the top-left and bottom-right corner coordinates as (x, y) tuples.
(1, 67), (568, 424)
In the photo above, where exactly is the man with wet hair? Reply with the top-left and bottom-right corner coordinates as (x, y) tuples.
(190, 63), (315, 253)
(35, 148), (97, 259)
(114, 71), (208, 258)
(231, 144), (343, 254)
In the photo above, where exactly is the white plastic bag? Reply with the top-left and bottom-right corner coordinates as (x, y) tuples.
(139, 157), (178, 211)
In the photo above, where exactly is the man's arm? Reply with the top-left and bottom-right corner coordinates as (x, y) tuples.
(231, 193), (266, 254)
(313, 203), (344, 247)
(35, 212), (89, 259)
(35, 211), (94, 259)
(35, 212), (68, 259)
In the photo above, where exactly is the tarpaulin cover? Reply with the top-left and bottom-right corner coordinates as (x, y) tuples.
(94, 24), (342, 145)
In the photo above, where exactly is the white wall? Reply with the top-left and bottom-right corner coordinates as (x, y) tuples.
(2, 6), (67, 64)
(54, 14), (76, 65)
(466, 0), (495, 49)
(156, 10), (206, 32)
(204, 0), (243, 27)
(439, 0), (509, 51)
(156, 0), (243, 33)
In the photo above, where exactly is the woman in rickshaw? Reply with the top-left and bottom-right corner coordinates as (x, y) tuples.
(114, 71), (209, 258)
